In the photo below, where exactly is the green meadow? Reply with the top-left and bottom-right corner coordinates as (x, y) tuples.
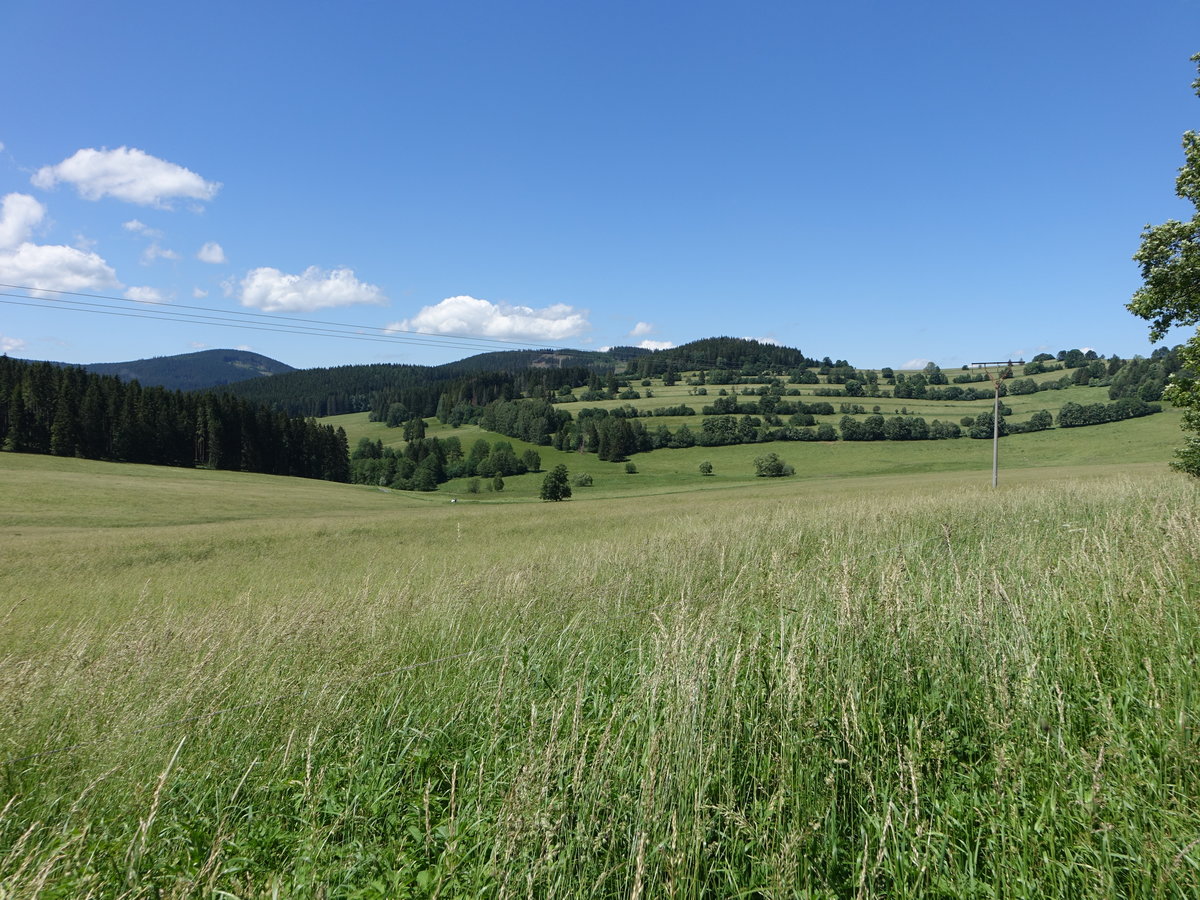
(322, 401), (1184, 501)
(3, 403), (1200, 896)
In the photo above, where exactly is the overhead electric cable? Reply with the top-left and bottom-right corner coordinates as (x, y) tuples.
(0, 281), (570, 353)
(0, 293), (540, 355)
(0, 281), (828, 373)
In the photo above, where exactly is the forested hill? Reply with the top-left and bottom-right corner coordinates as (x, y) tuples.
(36, 349), (295, 391)
(219, 337), (820, 418)
(0, 356), (348, 482)
(636, 337), (817, 374)
(222, 362), (595, 418)
(434, 347), (648, 374)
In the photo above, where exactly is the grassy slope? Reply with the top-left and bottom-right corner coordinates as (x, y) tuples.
(3, 446), (1200, 896)
(322, 394), (1184, 500)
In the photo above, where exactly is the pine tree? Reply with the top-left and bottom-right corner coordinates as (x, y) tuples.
(3, 385), (29, 452)
(49, 377), (78, 457)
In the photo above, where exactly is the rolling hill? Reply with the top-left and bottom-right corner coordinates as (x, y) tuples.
(33, 348), (295, 391)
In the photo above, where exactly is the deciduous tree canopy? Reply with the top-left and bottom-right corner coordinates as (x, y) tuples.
(1129, 53), (1200, 476)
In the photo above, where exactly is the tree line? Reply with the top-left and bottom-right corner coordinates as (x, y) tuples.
(0, 356), (350, 482)
(349, 435), (541, 491)
(219, 337), (827, 420)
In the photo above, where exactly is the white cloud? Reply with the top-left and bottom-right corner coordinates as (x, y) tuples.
(0, 193), (123, 296)
(193, 287), (208, 298)
(32, 147), (220, 209)
(638, 339), (675, 351)
(140, 242), (180, 265)
(122, 218), (161, 237)
(1, 334), (26, 354)
(196, 241), (226, 264)
(0, 242), (120, 295)
(189, 341), (209, 350)
(742, 335), (781, 346)
(124, 285), (169, 304)
(901, 358), (932, 370)
(390, 295), (588, 341)
(235, 344), (252, 351)
(237, 265), (387, 312)
(630, 321), (654, 337)
(0, 193), (46, 249)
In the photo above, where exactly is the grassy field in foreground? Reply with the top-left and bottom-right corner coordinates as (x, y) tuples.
(2, 454), (1200, 897)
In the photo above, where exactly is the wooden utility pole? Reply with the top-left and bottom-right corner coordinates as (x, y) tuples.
(970, 360), (1023, 487)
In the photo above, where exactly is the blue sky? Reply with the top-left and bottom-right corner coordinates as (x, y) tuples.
(1, 0), (1198, 370)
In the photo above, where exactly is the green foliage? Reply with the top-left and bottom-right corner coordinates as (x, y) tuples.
(571, 471), (593, 487)
(753, 451), (794, 477)
(540, 464), (572, 500)
(1057, 398), (1162, 428)
(1029, 409), (1054, 431)
(0, 357), (350, 482)
(699, 460), (713, 475)
(1129, 54), (1200, 475)
(624, 461), (638, 474)
(4, 457), (1200, 897)
(969, 410), (1009, 439)
(402, 416), (426, 441)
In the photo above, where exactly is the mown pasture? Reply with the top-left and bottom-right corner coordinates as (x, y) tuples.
(2, 440), (1200, 897)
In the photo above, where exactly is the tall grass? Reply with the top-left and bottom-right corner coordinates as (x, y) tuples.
(2, 464), (1199, 897)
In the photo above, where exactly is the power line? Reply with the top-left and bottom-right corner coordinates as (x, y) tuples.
(0, 293), (542, 356)
(0, 282), (823, 374)
(0, 282), (559, 353)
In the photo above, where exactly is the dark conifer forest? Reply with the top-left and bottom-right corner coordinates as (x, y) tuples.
(0, 356), (349, 481)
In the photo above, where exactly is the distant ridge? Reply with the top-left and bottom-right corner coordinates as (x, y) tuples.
(220, 336), (818, 418)
(32, 349), (296, 391)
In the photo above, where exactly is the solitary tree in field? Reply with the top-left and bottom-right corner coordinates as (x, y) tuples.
(540, 464), (572, 501)
(1129, 53), (1200, 476)
(754, 452), (794, 477)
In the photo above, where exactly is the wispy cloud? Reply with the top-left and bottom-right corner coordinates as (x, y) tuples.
(197, 241), (226, 264)
(122, 219), (162, 238)
(125, 285), (170, 304)
(140, 242), (180, 265)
